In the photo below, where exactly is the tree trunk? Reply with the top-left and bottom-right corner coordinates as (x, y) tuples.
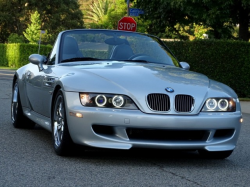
(238, 5), (249, 41)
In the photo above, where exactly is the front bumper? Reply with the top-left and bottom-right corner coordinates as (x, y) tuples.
(65, 92), (242, 151)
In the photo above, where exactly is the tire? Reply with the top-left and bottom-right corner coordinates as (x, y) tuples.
(198, 149), (233, 159)
(11, 81), (36, 128)
(52, 89), (74, 156)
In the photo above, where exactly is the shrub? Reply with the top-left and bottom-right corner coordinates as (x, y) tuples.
(165, 40), (250, 98)
(0, 44), (8, 66)
(0, 40), (249, 97)
(0, 43), (52, 67)
(17, 44), (51, 67)
(7, 33), (26, 43)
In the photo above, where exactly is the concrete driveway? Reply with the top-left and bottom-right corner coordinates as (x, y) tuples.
(240, 101), (250, 114)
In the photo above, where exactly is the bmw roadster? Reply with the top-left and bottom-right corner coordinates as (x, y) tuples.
(11, 29), (243, 158)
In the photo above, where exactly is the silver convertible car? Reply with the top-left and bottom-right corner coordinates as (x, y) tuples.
(11, 29), (243, 158)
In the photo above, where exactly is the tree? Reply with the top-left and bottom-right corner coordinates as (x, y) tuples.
(181, 0), (250, 41)
(86, 0), (127, 29)
(7, 33), (26, 43)
(85, 0), (110, 22)
(101, 0), (127, 29)
(0, 0), (84, 43)
(234, 0), (250, 41)
(36, 0), (84, 42)
(173, 23), (211, 40)
(136, 0), (191, 39)
(136, 0), (250, 41)
(23, 11), (43, 44)
(0, 0), (30, 43)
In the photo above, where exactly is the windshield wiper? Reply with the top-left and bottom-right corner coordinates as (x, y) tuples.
(61, 57), (101, 63)
(121, 60), (171, 65)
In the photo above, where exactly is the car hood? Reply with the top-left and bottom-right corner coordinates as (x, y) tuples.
(59, 62), (236, 114)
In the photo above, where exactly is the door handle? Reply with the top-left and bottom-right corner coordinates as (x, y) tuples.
(43, 76), (55, 87)
(44, 81), (53, 87)
(26, 71), (31, 79)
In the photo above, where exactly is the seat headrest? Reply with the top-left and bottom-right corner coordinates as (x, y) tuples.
(63, 37), (79, 54)
(111, 44), (134, 60)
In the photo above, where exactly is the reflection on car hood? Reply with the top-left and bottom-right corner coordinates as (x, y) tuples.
(60, 62), (235, 114)
(73, 62), (209, 89)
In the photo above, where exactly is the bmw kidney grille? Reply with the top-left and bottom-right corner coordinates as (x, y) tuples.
(147, 94), (194, 112)
(175, 94), (194, 112)
(147, 94), (170, 111)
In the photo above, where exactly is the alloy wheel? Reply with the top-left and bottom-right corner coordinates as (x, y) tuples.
(11, 83), (19, 122)
(53, 96), (65, 147)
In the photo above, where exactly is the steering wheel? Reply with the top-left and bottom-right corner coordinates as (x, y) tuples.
(128, 54), (149, 60)
(129, 54), (158, 63)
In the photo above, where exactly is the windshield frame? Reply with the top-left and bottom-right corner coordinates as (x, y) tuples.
(58, 29), (179, 66)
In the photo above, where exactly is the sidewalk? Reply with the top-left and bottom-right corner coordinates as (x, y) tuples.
(240, 101), (250, 114)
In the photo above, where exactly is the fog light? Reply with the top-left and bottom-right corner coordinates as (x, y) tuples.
(240, 118), (243, 123)
(69, 112), (83, 118)
(76, 113), (83, 118)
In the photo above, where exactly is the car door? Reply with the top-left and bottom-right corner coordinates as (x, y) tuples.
(25, 34), (61, 117)
(41, 65), (58, 117)
(25, 64), (45, 115)
(25, 64), (56, 117)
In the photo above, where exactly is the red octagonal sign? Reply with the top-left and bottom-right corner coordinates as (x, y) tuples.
(118, 17), (137, 32)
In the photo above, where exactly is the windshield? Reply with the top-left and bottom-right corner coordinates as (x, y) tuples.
(60, 30), (178, 66)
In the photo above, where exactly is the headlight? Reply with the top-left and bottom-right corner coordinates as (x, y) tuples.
(206, 99), (217, 110)
(80, 93), (138, 109)
(202, 98), (236, 112)
(112, 95), (124, 107)
(95, 95), (107, 106)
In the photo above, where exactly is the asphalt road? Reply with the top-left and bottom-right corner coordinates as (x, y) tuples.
(0, 69), (250, 187)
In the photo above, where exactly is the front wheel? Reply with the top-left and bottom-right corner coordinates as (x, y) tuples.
(11, 81), (35, 128)
(198, 149), (233, 159)
(52, 89), (74, 156)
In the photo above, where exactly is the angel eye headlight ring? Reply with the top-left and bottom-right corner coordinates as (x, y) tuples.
(79, 93), (138, 109)
(112, 95), (124, 107)
(218, 99), (229, 110)
(95, 95), (107, 106)
(206, 98), (217, 110)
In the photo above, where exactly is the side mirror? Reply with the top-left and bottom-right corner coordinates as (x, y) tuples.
(29, 54), (46, 71)
(179, 62), (190, 70)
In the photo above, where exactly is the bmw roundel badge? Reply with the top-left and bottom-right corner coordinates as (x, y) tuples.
(165, 87), (174, 93)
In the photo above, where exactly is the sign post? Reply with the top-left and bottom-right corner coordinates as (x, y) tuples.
(38, 30), (45, 54)
(127, 0), (130, 16)
(117, 17), (137, 32)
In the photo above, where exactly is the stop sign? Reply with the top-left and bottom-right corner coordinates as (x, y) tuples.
(118, 17), (137, 32)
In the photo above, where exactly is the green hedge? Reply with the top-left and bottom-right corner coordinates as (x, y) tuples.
(0, 43), (52, 68)
(0, 44), (8, 66)
(0, 41), (249, 97)
(166, 40), (250, 98)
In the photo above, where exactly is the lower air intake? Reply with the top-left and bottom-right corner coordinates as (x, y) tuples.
(126, 128), (209, 141)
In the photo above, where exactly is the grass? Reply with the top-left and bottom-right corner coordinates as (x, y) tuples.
(0, 66), (17, 70)
(239, 98), (250, 101)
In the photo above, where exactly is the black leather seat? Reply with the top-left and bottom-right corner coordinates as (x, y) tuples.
(62, 37), (83, 60)
(110, 44), (134, 60)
